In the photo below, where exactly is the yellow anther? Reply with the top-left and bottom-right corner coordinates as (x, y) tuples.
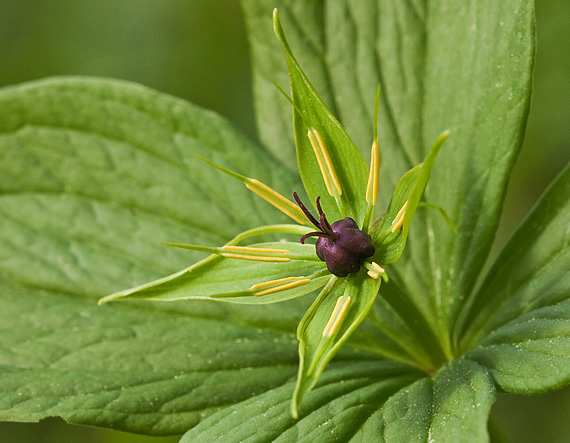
(322, 295), (351, 337)
(365, 140), (380, 204)
(308, 129), (333, 196)
(308, 129), (342, 196)
(366, 261), (386, 280)
(220, 245), (291, 263)
(250, 276), (311, 296)
(220, 253), (290, 263)
(391, 200), (408, 233)
(221, 246), (290, 254)
(245, 179), (307, 225)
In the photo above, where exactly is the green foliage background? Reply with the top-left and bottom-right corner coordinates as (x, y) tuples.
(0, 0), (568, 441)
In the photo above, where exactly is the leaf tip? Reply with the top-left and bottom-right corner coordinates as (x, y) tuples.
(290, 398), (300, 420)
(436, 129), (451, 147)
(97, 295), (112, 305)
(273, 8), (281, 37)
(272, 7), (290, 55)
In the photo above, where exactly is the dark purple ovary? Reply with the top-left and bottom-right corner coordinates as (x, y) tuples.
(293, 192), (375, 277)
(315, 218), (375, 277)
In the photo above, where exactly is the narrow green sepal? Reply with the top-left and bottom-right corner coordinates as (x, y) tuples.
(291, 270), (382, 418)
(98, 225), (328, 305)
(273, 9), (369, 224)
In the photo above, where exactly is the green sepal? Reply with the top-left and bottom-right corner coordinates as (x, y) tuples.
(273, 9), (369, 224)
(99, 225), (329, 305)
(291, 270), (382, 418)
(161, 241), (319, 262)
(371, 130), (450, 264)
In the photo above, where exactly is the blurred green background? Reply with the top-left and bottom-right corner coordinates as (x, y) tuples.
(0, 0), (568, 441)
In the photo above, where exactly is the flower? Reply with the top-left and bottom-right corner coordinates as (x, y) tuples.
(98, 9), (450, 418)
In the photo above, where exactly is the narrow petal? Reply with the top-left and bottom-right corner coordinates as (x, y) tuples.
(197, 155), (307, 225)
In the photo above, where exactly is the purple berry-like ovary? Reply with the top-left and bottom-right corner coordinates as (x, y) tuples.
(293, 193), (375, 277)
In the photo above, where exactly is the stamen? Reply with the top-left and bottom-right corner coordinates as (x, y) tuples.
(221, 245), (291, 262)
(250, 276), (311, 296)
(220, 253), (290, 263)
(308, 129), (342, 196)
(365, 261), (386, 280)
(365, 140), (380, 204)
(246, 180), (307, 225)
(308, 129), (333, 196)
(322, 295), (351, 337)
(391, 200), (408, 233)
(221, 246), (290, 254)
(312, 129), (343, 195)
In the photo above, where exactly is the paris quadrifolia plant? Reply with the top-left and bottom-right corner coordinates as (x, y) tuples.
(4, 0), (570, 441)
(99, 10), (451, 417)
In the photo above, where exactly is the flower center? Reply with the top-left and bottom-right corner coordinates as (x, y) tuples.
(293, 192), (375, 277)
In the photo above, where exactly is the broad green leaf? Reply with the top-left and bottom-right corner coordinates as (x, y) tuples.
(382, 359), (496, 442)
(0, 280), (300, 435)
(0, 78), (310, 433)
(459, 161), (570, 349)
(100, 240), (329, 305)
(180, 357), (494, 442)
(459, 161), (570, 393)
(408, 0), (536, 348)
(181, 360), (422, 443)
(292, 271), (382, 418)
(274, 10), (370, 224)
(466, 298), (570, 395)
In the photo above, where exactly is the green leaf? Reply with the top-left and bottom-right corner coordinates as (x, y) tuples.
(100, 240), (329, 305)
(383, 359), (496, 442)
(466, 298), (570, 395)
(292, 271), (382, 418)
(0, 280), (300, 435)
(362, 279), (449, 372)
(181, 358), (495, 442)
(0, 78), (308, 433)
(181, 360), (422, 443)
(459, 161), (570, 347)
(402, 0), (536, 350)
(274, 10), (370, 224)
(459, 161), (570, 393)
(0, 0), (541, 438)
